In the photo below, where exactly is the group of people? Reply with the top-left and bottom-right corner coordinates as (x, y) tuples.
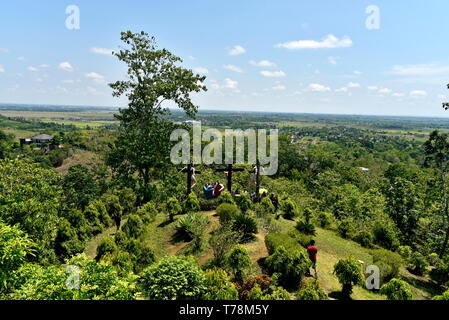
(203, 181), (225, 199)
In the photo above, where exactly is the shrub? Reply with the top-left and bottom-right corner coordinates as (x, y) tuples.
(209, 225), (241, 267)
(165, 197), (182, 221)
(217, 191), (236, 205)
(200, 198), (219, 211)
(137, 202), (158, 224)
(398, 246), (412, 259)
(114, 230), (128, 248)
(280, 199), (299, 220)
(54, 219), (84, 260)
(236, 193), (253, 214)
(236, 275), (291, 300)
(99, 195), (121, 226)
(96, 237), (118, 261)
(380, 279), (413, 300)
(372, 221), (400, 250)
(202, 269), (238, 300)
(354, 229), (374, 248)
(139, 256), (206, 300)
(109, 251), (134, 275)
(265, 246), (309, 289)
(265, 233), (302, 255)
(183, 192), (200, 213)
(297, 279), (328, 300)
(429, 258), (449, 285)
(176, 212), (210, 242)
(295, 220), (316, 236)
(226, 245), (252, 284)
(256, 197), (275, 217)
(427, 253), (441, 267)
(122, 214), (145, 239)
(408, 252), (428, 276)
(316, 212), (333, 229)
(371, 249), (403, 285)
(333, 257), (363, 299)
(232, 215), (258, 242)
(217, 203), (240, 225)
(337, 220), (353, 239)
(432, 289), (449, 300)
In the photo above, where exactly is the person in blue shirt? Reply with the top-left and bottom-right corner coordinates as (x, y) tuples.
(203, 182), (214, 200)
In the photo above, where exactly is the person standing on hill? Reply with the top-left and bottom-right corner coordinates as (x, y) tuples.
(214, 181), (225, 198)
(307, 240), (318, 278)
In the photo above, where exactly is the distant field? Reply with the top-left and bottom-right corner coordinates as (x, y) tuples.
(0, 110), (118, 128)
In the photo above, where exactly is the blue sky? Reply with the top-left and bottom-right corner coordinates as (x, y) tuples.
(1, 0), (449, 116)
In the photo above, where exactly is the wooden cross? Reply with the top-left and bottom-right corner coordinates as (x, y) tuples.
(215, 164), (245, 193)
(250, 160), (261, 203)
(180, 163), (201, 196)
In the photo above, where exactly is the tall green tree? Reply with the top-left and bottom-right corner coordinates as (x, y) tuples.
(107, 31), (206, 202)
(424, 130), (449, 257)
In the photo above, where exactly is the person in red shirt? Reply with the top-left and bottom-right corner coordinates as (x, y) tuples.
(307, 240), (318, 278)
(213, 181), (225, 198)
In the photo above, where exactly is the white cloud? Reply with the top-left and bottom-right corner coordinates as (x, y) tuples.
(40, 64), (49, 68)
(347, 82), (361, 88)
(328, 56), (338, 65)
(90, 47), (114, 55)
(390, 64), (449, 76)
(27, 66), (39, 72)
(378, 88), (392, 94)
(224, 64), (244, 73)
(314, 69), (320, 74)
(0, 65), (4, 72)
(59, 62), (74, 72)
(194, 67), (209, 74)
(393, 93), (405, 97)
(0, 48), (8, 53)
(228, 45), (246, 56)
(250, 60), (276, 67)
(275, 34), (353, 50)
(353, 70), (362, 75)
(308, 83), (331, 92)
(17, 56), (25, 61)
(272, 84), (286, 91)
(261, 70), (286, 78)
(367, 86), (378, 91)
(438, 94), (447, 99)
(87, 86), (98, 95)
(335, 87), (348, 93)
(34, 78), (43, 83)
(85, 72), (105, 84)
(410, 90), (427, 97)
(223, 78), (238, 89)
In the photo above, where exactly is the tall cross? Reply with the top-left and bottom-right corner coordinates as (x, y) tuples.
(180, 163), (201, 196)
(250, 160), (261, 203)
(215, 164), (245, 193)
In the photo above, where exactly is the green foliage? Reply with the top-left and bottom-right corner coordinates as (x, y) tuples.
(63, 165), (99, 211)
(380, 279), (413, 300)
(371, 249), (403, 285)
(265, 233), (304, 255)
(209, 225), (241, 268)
(96, 237), (118, 261)
(54, 219), (84, 261)
(226, 245), (252, 283)
(0, 222), (35, 292)
(236, 193), (253, 214)
(107, 31), (206, 203)
(122, 214), (145, 239)
(333, 257), (363, 298)
(354, 229), (374, 248)
(280, 199), (299, 220)
(139, 256), (206, 300)
(232, 215), (258, 242)
(295, 220), (317, 236)
(297, 280), (328, 300)
(217, 191), (236, 205)
(183, 192), (201, 213)
(255, 197), (276, 218)
(265, 246), (309, 289)
(165, 197), (182, 221)
(122, 238), (156, 273)
(316, 211), (333, 228)
(10, 254), (135, 300)
(137, 201), (158, 224)
(372, 219), (400, 250)
(101, 193), (123, 223)
(398, 246), (412, 259)
(432, 289), (449, 300)
(217, 203), (240, 225)
(114, 188), (136, 215)
(202, 269), (238, 300)
(407, 252), (429, 276)
(337, 220), (354, 239)
(176, 212), (210, 242)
